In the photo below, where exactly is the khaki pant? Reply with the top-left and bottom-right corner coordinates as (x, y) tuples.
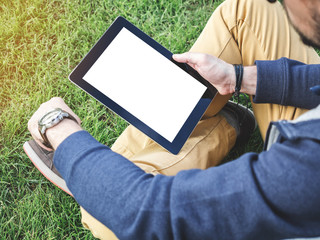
(81, 0), (320, 239)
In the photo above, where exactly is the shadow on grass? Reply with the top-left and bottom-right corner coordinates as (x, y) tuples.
(221, 128), (264, 165)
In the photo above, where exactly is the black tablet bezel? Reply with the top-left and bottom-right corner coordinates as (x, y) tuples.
(69, 16), (217, 154)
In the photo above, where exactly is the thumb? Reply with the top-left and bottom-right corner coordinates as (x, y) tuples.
(173, 52), (195, 64)
(173, 52), (203, 70)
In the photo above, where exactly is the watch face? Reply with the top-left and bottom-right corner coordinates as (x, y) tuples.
(39, 108), (63, 127)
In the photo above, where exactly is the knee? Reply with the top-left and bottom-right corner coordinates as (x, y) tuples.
(233, 0), (273, 9)
(219, 0), (280, 17)
(217, 0), (282, 27)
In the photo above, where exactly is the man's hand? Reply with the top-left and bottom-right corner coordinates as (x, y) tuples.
(28, 97), (82, 151)
(173, 52), (257, 96)
(173, 52), (235, 95)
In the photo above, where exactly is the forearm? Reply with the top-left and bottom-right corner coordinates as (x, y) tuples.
(228, 65), (257, 95)
(54, 129), (320, 240)
(240, 65), (257, 95)
(232, 58), (320, 109)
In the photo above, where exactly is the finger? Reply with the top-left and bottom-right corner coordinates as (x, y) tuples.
(173, 52), (203, 65)
(172, 53), (187, 62)
(173, 52), (194, 64)
(173, 53), (200, 72)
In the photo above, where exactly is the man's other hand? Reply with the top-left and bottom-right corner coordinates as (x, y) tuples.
(28, 97), (82, 150)
(173, 52), (235, 95)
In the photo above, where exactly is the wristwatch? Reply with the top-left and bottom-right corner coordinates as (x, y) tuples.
(38, 108), (78, 148)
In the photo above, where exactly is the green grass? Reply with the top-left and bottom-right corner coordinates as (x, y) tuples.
(0, 0), (243, 238)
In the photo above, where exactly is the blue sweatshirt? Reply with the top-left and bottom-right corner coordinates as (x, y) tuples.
(55, 58), (320, 239)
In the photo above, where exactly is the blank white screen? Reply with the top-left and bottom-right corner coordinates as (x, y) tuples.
(83, 28), (206, 142)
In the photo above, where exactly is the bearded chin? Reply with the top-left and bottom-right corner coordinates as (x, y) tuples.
(299, 34), (320, 49)
(297, 10), (320, 49)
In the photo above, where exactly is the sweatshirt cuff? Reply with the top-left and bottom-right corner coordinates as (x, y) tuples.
(254, 59), (286, 104)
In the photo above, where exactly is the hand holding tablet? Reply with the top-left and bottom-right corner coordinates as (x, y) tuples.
(69, 16), (217, 154)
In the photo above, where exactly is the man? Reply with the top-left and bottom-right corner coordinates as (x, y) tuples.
(25, 0), (320, 239)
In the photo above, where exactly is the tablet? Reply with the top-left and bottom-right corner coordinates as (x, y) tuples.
(69, 16), (217, 154)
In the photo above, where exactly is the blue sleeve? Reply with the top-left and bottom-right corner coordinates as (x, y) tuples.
(254, 58), (320, 109)
(54, 131), (320, 240)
